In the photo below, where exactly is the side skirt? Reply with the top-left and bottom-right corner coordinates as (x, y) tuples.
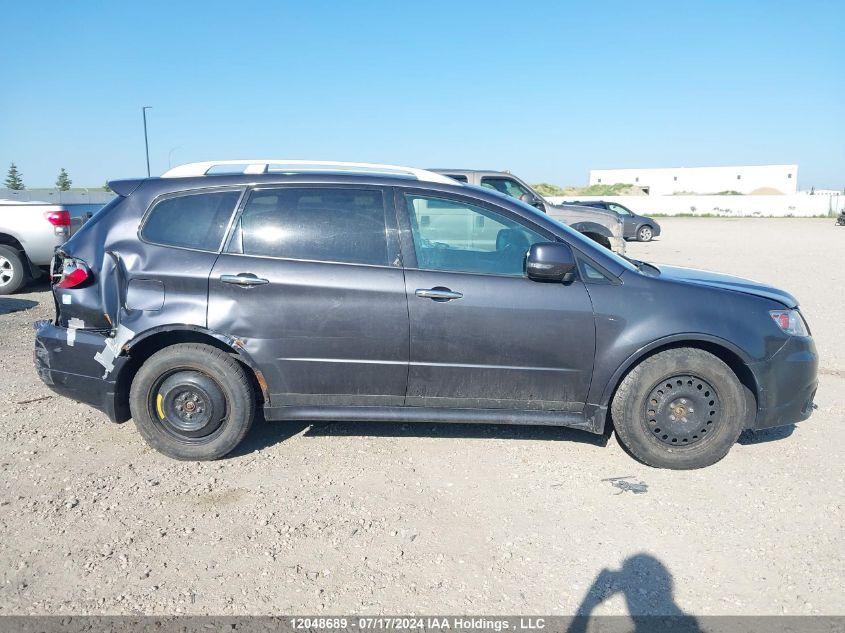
(264, 405), (599, 433)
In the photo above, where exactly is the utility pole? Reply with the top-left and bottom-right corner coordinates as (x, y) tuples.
(142, 106), (152, 177)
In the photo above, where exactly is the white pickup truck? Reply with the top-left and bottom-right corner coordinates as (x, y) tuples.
(0, 200), (83, 294)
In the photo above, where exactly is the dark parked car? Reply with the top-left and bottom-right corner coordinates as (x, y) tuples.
(570, 200), (661, 242)
(34, 160), (817, 469)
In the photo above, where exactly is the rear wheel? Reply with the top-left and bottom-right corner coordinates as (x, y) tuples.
(0, 245), (28, 295)
(129, 343), (254, 460)
(637, 225), (654, 242)
(611, 348), (745, 469)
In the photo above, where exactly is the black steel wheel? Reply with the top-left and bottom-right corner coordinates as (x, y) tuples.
(611, 348), (746, 469)
(130, 343), (254, 460)
(643, 374), (721, 447)
(150, 370), (228, 441)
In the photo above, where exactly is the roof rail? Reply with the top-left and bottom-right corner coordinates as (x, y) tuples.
(160, 160), (457, 184)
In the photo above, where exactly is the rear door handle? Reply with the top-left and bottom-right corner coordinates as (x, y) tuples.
(220, 274), (269, 287)
(415, 287), (463, 301)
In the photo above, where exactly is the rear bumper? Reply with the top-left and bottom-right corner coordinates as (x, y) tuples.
(750, 335), (818, 430)
(33, 320), (128, 423)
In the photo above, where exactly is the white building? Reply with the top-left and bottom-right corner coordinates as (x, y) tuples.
(589, 164), (798, 196)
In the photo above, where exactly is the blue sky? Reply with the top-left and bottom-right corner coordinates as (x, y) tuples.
(1, 0), (843, 189)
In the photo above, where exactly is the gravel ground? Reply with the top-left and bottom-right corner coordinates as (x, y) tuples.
(0, 218), (842, 616)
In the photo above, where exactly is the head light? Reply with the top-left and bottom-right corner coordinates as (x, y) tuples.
(770, 309), (809, 336)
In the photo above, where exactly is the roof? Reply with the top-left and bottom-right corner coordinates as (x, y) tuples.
(161, 160), (455, 185)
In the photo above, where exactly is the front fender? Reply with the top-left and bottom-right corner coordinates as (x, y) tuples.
(596, 332), (759, 409)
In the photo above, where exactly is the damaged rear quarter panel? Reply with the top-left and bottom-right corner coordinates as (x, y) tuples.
(54, 180), (238, 371)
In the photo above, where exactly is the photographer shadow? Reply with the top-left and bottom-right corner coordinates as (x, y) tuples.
(568, 554), (701, 633)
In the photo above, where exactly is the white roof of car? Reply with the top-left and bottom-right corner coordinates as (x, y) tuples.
(161, 160), (456, 185)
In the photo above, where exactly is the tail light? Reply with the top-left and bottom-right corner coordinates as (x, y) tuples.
(54, 256), (92, 289)
(770, 309), (809, 337)
(45, 210), (71, 236)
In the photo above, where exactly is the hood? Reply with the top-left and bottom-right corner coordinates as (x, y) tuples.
(656, 264), (798, 308)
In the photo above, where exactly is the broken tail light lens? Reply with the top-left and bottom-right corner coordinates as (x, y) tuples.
(54, 257), (92, 289)
(770, 309), (809, 337)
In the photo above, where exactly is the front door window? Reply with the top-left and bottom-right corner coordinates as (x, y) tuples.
(405, 194), (545, 276)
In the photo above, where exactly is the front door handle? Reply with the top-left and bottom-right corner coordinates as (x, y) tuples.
(415, 287), (463, 301)
(220, 274), (269, 287)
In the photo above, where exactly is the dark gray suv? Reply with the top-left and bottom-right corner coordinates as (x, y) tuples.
(34, 160), (818, 469)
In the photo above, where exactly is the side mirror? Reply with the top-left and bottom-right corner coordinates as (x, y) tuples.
(526, 242), (576, 283)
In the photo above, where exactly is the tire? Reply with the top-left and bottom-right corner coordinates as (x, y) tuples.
(611, 348), (745, 469)
(0, 245), (28, 295)
(637, 225), (654, 242)
(129, 343), (254, 460)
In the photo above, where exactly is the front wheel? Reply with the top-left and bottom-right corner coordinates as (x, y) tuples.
(637, 225), (654, 242)
(611, 348), (745, 469)
(129, 343), (255, 460)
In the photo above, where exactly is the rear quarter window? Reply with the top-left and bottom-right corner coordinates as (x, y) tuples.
(141, 190), (242, 251)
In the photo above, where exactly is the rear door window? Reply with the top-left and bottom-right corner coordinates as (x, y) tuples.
(231, 187), (389, 266)
(141, 190), (242, 251)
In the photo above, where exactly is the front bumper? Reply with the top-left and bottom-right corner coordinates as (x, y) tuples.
(33, 320), (128, 423)
(750, 335), (818, 430)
